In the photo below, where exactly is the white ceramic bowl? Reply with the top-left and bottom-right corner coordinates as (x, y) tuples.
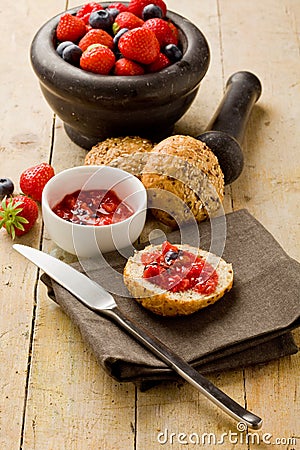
(42, 165), (147, 258)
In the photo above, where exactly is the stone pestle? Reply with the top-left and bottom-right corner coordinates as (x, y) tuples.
(197, 71), (262, 184)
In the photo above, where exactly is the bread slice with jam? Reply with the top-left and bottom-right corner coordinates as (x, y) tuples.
(123, 241), (233, 316)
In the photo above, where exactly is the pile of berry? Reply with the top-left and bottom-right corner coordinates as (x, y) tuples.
(55, 0), (183, 75)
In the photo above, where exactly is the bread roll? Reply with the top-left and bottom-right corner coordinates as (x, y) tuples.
(84, 136), (153, 178)
(141, 135), (224, 228)
(124, 242), (233, 316)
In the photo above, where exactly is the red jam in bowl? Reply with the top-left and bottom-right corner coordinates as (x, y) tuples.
(142, 241), (218, 294)
(52, 189), (134, 226)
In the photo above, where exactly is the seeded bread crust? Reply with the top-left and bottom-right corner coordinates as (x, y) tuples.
(123, 243), (233, 316)
(141, 135), (225, 228)
(84, 136), (154, 177)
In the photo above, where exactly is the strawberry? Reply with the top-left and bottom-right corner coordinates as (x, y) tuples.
(78, 29), (114, 51)
(114, 58), (145, 75)
(146, 52), (171, 72)
(56, 13), (86, 42)
(127, 0), (167, 19)
(143, 18), (178, 47)
(118, 27), (160, 64)
(76, 2), (103, 24)
(108, 2), (128, 13)
(20, 163), (55, 203)
(80, 45), (116, 74)
(0, 195), (38, 238)
(113, 12), (144, 34)
(167, 20), (179, 44)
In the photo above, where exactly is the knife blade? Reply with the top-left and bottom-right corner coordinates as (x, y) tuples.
(13, 243), (263, 430)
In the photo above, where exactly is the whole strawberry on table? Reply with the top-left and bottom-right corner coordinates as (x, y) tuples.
(0, 195), (39, 239)
(0, 163), (54, 239)
(55, 0), (183, 75)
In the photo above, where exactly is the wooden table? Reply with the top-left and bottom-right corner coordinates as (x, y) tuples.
(1, 0), (299, 448)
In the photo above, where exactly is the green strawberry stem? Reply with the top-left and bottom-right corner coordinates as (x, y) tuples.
(112, 22), (119, 35)
(0, 197), (29, 240)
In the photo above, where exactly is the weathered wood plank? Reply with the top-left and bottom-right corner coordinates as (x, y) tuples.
(218, 0), (300, 445)
(221, 0), (300, 259)
(0, 1), (64, 449)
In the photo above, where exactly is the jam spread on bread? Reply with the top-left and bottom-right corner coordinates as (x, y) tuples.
(53, 189), (134, 226)
(142, 241), (218, 294)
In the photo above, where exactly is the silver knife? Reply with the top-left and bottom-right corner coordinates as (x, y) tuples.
(13, 243), (262, 429)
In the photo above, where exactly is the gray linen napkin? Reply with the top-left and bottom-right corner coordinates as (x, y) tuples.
(41, 209), (300, 385)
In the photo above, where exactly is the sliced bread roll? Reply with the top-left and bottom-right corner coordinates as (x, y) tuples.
(124, 243), (233, 316)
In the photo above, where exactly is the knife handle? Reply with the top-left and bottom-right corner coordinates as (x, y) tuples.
(103, 307), (263, 430)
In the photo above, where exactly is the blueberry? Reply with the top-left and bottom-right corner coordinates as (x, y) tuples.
(89, 10), (114, 30)
(164, 250), (179, 265)
(106, 7), (120, 20)
(115, 51), (124, 60)
(163, 44), (183, 63)
(56, 41), (73, 57)
(113, 28), (129, 48)
(142, 4), (163, 20)
(62, 44), (83, 66)
(0, 178), (14, 199)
